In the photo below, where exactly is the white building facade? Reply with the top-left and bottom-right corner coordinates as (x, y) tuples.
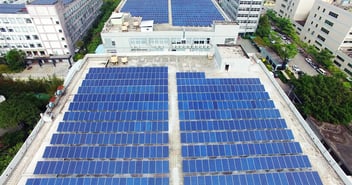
(274, 0), (315, 21)
(101, 13), (240, 53)
(219, 0), (263, 34)
(300, 1), (352, 76)
(0, 0), (102, 57)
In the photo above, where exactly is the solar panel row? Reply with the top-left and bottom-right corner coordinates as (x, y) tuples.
(69, 101), (168, 111)
(177, 78), (261, 85)
(184, 172), (323, 185)
(120, 0), (168, 24)
(88, 66), (168, 73)
(177, 84), (265, 92)
(78, 86), (168, 94)
(179, 109), (280, 120)
(26, 177), (169, 185)
(171, 0), (224, 26)
(183, 155), (311, 173)
(81, 79), (168, 86)
(34, 160), (169, 175)
(73, 93), (168, 102)
(178, 92), (269, 101)
(43, 146), (168, 159)
(178, 100), (275, 110)
(63, 111), (169, 121)
(180, 119), (287, 131)
(181, 130), (294, 143)
(181, 142), (302, 157)
(51, 133), (169, 145)
(85, 72), (168, 79)
(176, 72), (205, 79)
(58, 121), (168, 132)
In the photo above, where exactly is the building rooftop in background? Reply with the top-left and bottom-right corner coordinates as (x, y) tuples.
(0, 48), (346, 185)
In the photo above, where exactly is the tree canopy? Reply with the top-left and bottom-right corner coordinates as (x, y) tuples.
(256, 14), (271, 38)
(291, 75), (352, 125)
(5, 49), (26, 71)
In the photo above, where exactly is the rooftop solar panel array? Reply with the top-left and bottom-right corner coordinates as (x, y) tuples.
(26, 67), (169, 185)
(176, 72), (323, 185)
(121, 0), (168, 23)
(171, 0), (225, 26)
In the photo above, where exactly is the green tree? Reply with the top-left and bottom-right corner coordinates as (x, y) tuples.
(256, 14), (271, 38)
(315, 48), (333, 68)
(292, 75), (352, 125)
(281, 44), (298, 60)
(5, 49), (26, 71)
(0, 96), (41, 128)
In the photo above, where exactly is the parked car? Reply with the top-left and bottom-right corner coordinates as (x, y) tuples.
(305, 58), (312, 63)
(317, 68), (327, 75)
(292, 65), (301, 72)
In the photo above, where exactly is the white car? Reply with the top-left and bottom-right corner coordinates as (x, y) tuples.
(292, 65), (301, 72)
(305, 58), (312, 63)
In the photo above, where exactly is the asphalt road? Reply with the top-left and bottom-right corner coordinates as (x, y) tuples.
(287, 51), (319, 76)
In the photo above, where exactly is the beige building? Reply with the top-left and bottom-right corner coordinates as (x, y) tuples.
(275, 0), (352, 76)
(300, 0), (352, 76)
(0, 0), (102, 57)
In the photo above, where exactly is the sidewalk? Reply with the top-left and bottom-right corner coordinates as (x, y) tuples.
(6, 61), (71, 80)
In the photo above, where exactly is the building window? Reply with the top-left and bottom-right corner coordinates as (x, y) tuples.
(37, 44), (42, 47)
(315, 40), (322, 46)
(25, 18), (32, 23)
(56, 21), (60, 24)
(61, 37), (65, 40)
(334, 60), (341, 67)
(33, 35), (39, 40)
(317, 35), (326, 42)
(323, 8), (326, 13)
(112, 41), (115, 46)
(328, 11), (338, 18)
(29, 44), (35, 48)
(337, 55), (344, 62)
(344, 68), (352, 76)
(58, 29), (62, 33)
(321, 27), (329, 34)
(40, 51), (45, 55)
(25, 35), (30, 40)
(324, 20), (334, 26)
(64, 45), (67, 48)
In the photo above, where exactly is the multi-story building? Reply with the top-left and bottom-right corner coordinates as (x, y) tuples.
(101, 0), (239, 54)
(275, 0), (352, 76)
(219, 0), (264, 34)
(300, 0), (352, 76)
(0, 0), (102, 57)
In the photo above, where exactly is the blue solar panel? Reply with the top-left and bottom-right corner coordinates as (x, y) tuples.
(26, 177), (169, 185)
(62, 111), (169, 121)
(181, 142), (302, 157)
(34, 160), (169, 175)
(120, 0), (168, 24)
(58, 121), (168, 132)
(183, 172), (323, 185)
(69, 101), (168, 111)
(81, 79), (168, 86)
(178, 100), (275, 110)
(51, 133), (168, 145)
(182, 156), (311, 172)
(177, 84), (265, 92)
(89, 67), (168, 73)
(78, 85), (168, 94)
(180, 119), (287, 131)
(43, 146), (169, 159)
(180, 130), (294, 143)
(85, 72), (168, 79)
(177, 78), (261, 85)
(178, 92), (270, 101)
(73, 93), (168, 102)
(171, 0), (224, 26)
(178, 109), (280, 120)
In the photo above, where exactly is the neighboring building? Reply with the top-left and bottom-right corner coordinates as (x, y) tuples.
(274, 0), (315, 21)
(101, 13), (239, 53)
(300, 0), (352, 76)
(219, 0), (264, 34)
(0, 0), (102, 57)
(275, 0), (352, 76)
(101, 0), (239, 53)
